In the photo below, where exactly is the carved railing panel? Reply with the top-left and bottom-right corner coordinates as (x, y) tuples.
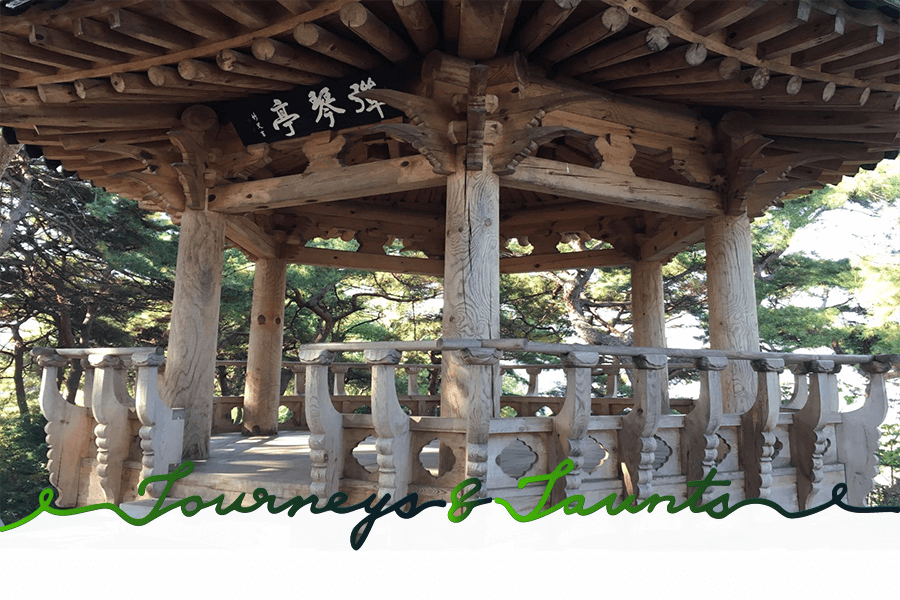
(89, 354), (134, 505)
(133, 350), (183, 498)
(298, 349), (342, 503)
(619, 353), (667, 500)
(33, 349), (93, 507)
(741, 357), (785, 500)
(685, 356), (729, 505)
(791, 359), (841, 510)
(836, 357), (892, 506)
(366, 348), (411, 499)
(552, 351), (599, 503)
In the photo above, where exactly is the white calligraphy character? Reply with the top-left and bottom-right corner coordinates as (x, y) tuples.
(308, 87), (345, 128)
(348, 77), (385, 118)
(270, 99), (300, 137)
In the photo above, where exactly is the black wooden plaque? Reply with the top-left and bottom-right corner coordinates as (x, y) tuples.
(222, 68), (404, 146)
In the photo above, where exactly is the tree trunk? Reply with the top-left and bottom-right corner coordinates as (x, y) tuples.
(11, 324), (29, 416)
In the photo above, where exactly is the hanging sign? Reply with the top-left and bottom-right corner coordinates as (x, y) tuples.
(222, 68), (404, 146)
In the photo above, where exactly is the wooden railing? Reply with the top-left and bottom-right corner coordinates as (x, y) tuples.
(35, 340), (895, 511)
(288, 339), (895, 509)
(32, 347), (182, 506)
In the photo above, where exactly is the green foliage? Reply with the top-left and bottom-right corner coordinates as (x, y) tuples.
(0, 414), (49, 525)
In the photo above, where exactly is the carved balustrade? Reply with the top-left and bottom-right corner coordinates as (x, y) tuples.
(35, 341), (894, 511)
(295, 339), (894, 510)
(33, 347), (182, 505)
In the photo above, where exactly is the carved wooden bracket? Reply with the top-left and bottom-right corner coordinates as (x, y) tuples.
(168, 105), (223, 211)
(359, 88), (457, 174)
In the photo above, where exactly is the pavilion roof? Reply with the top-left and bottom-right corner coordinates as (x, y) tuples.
(1, 0), (897, 269)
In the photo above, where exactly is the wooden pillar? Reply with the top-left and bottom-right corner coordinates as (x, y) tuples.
(442, 145), (501, 418)
(632, 260), (669, 412)
(705, 212), (760, 414)
(165, 207), (225, 460)
(242, 257), (287, 436)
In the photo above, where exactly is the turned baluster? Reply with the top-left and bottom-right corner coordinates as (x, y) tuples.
(34, 349), (92, 507)
(366, 348), (410, 499)
(619, 353), (667, 500)
(791, 359), (840, 510)
(89, 353), (134, 504)
(740, 357), (785, 499)
(554, 351), (600, 503)
(836, 356), (893, 506)
(134, 349), (183, 498)
(461, 347), (502, 497)
(685, 356), (728, 504)
(298, 349), (340, 505)
(332, 364), (349, 396)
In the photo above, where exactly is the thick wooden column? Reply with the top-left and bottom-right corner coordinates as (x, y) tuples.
(165, 208), (225, 460)
(632, 260), (669, 412)
(242, 257), (287, 436)
(442, 146), (501, 418)
(705, 212), (760, 414)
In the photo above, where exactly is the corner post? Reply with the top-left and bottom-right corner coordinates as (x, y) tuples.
(705, 212), (760, 414)
(632, 259), (669, 412)
(242, 257), (287, 436)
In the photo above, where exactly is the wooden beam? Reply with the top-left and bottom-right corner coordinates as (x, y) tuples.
(726, 1), (811, 50)
(158, 1), (237, 41)
(340, 2), (412, 64)
(654, 0), (695, 20)
(72, 17), (161, 58)
(542, 6), (629, 65)
(558, 26), (670, 76)
(757, 13), (846, 59)
(515, 0), (581, 55)
(13, 1), (356, 88)
(209, 1), (273, 31)
(216, 49), (321, 85)
(640, 219), (704, 262)
(502, 157), (722, 218)
(392, 0), (439, 55)
(692, 0), (767, 37)
(29, 25), (130, 64)
(293, 22), (384, 70)
(499, 248), (633, 273)
(251, 37), (349, 79)
(177, 58), (295, 91)
(458, 0), (512, 60)
(108, 8), (198, 51)
(822, 38), (900, 73)
(208, 154), (445, 213)
(605, 57), (740, 90)
(283, 245), (443, 276)
(224, 215), (279, 259)
(0, 33), (93, 70)
(580, 43), (707, 84)
(791, 25), (884, 68)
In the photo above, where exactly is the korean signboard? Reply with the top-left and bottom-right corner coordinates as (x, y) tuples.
(222, 68), (404, 146)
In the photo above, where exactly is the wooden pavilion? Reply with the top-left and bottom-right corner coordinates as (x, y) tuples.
(2, 0), (898, 513)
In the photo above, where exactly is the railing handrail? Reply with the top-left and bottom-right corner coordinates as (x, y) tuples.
(291, 338), (897, 367)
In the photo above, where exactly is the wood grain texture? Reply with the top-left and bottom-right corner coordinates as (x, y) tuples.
(242, 258), (287, 436)
(164, 208), (225, 460)
(705, 212), (760, 414)
(632, 260), (669, 413)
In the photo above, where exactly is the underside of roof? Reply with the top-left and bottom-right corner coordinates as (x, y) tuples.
(1, 1), (898, 270)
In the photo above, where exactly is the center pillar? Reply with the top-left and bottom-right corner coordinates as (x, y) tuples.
(705, 212), (760, 414)
(242, 257), (287, 435)
(442, 143), (501, 419)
